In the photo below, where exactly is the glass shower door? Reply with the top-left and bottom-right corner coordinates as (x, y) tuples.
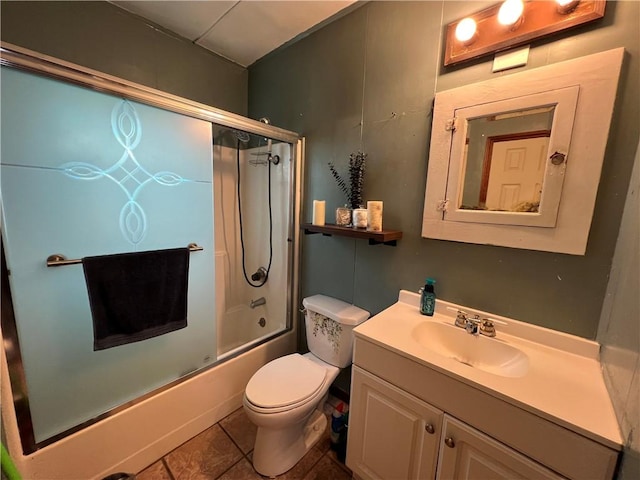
(1, 66), (216, 444)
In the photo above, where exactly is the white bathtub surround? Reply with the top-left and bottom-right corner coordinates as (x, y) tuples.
(214, 142), (291, 358)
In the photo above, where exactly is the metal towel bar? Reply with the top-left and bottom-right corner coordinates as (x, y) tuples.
(46, 243), (204, 268)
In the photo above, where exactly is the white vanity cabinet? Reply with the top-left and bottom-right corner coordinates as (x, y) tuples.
(348, 366), (443, 480)
(348, 366), (563, 480)
(346, 335), (619, 480)
(436, 415), (563, 480)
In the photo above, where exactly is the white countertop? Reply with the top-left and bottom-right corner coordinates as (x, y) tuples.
(353, 290), (623, 450)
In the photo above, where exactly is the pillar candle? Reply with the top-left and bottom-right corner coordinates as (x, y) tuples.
(367, 201), (383, 232)
(312, 200), (326, 226)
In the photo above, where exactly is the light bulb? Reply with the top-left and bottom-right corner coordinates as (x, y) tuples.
(455, 18), (478, 44)
(556, 0), (580, 14)
(498, 0), (524, 27)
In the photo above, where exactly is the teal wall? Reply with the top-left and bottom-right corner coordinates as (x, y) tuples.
(248, 1), (640, 340)
(0, 1), (248, 115)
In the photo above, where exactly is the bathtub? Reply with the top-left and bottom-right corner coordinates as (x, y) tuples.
(0, 327), (296, 479)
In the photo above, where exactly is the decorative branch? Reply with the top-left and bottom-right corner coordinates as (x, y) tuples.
(328, 151), (367, 209)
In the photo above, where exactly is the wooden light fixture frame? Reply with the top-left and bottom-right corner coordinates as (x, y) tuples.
(444, 0), (606, 67)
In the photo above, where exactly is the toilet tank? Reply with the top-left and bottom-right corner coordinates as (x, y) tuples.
(302, 295), (370, 368)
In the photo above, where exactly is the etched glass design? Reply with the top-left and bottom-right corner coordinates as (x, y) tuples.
(1, 66), (216, 443)
(60, 100), (191, 245)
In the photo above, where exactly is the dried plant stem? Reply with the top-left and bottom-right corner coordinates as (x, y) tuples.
(328, 151), (367, 209)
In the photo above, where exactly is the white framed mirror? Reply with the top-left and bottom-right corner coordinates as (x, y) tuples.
(446, 86), (579, 227)
(422, 48), (624, 255)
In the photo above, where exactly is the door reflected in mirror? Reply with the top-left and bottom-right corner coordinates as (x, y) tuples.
(460, 106), (554, 213)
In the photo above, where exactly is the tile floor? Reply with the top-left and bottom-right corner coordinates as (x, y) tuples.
(135, 407), (352, 480)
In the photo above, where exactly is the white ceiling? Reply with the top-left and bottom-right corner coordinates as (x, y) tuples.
(110, 1), (357, 67)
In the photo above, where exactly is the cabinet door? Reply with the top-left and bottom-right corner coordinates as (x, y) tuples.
(347, 366), (444, 480)
(437, 415), (566, 480)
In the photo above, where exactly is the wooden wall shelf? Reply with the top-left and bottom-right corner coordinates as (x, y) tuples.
(302, 223), (403, 246)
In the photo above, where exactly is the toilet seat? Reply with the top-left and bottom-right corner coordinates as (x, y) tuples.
(245, 354), (328, 413)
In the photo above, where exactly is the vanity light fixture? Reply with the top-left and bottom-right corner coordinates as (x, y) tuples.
(444, 0), (605, 66)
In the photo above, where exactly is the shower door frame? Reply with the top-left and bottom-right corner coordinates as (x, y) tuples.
(0, 41), (303, 455)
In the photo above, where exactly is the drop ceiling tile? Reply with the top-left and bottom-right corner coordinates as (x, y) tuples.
(111, 0), (237, 41)
(197, 1), (355, 66)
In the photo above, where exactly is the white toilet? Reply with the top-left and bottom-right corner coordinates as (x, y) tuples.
(243, 294), (369, 477)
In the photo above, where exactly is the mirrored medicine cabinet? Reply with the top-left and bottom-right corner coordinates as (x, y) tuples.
(422, 48), (624, 255)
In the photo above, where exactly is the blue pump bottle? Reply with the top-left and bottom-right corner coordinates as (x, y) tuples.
(420, 278), (436, 316)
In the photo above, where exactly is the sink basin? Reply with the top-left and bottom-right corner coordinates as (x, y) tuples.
(411, 321), (529, 378)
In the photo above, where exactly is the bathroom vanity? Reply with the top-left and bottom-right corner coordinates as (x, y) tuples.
(346, 291), (621, 480)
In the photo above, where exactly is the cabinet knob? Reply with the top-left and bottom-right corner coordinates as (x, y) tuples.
(444, 437), (455, 448)
(425, 423), (435, 434)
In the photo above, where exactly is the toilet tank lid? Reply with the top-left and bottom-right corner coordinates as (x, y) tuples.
(303, 295), (370, 326)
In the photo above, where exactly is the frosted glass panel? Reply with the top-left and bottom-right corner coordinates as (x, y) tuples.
(1, 67), (216, 442)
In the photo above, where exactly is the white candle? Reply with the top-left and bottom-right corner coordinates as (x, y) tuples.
(367, 201), (383, 232)
(312, 200), (326, 226)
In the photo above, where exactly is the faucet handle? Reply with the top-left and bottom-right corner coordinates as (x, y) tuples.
(480, 318), (497, 337)
(454, 309), (468, 328)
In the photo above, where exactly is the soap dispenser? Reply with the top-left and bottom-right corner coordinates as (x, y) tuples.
(420, 278), (436, 316)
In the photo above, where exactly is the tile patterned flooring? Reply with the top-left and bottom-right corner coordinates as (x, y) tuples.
(135, 408), (352, 480)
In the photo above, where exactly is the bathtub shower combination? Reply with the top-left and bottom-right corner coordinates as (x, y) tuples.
(213, 125), (292, 359)
(0, 43), (301, 474)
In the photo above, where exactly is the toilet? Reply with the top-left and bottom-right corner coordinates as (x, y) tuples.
(243, 294), (369, 477)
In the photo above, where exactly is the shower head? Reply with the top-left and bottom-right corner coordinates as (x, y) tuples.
(232, 129), (251, 143)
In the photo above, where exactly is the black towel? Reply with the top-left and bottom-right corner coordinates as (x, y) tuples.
(82, 248), (190, 351)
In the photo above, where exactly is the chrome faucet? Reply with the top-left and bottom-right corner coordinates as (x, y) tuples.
(453, 309), (497, 337)
(250, 297), (266, 309)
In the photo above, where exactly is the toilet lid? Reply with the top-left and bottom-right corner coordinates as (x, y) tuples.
(245, 354), (327, 409)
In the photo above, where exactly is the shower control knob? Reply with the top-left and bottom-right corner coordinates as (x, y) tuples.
(251, 267), (267, 282)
